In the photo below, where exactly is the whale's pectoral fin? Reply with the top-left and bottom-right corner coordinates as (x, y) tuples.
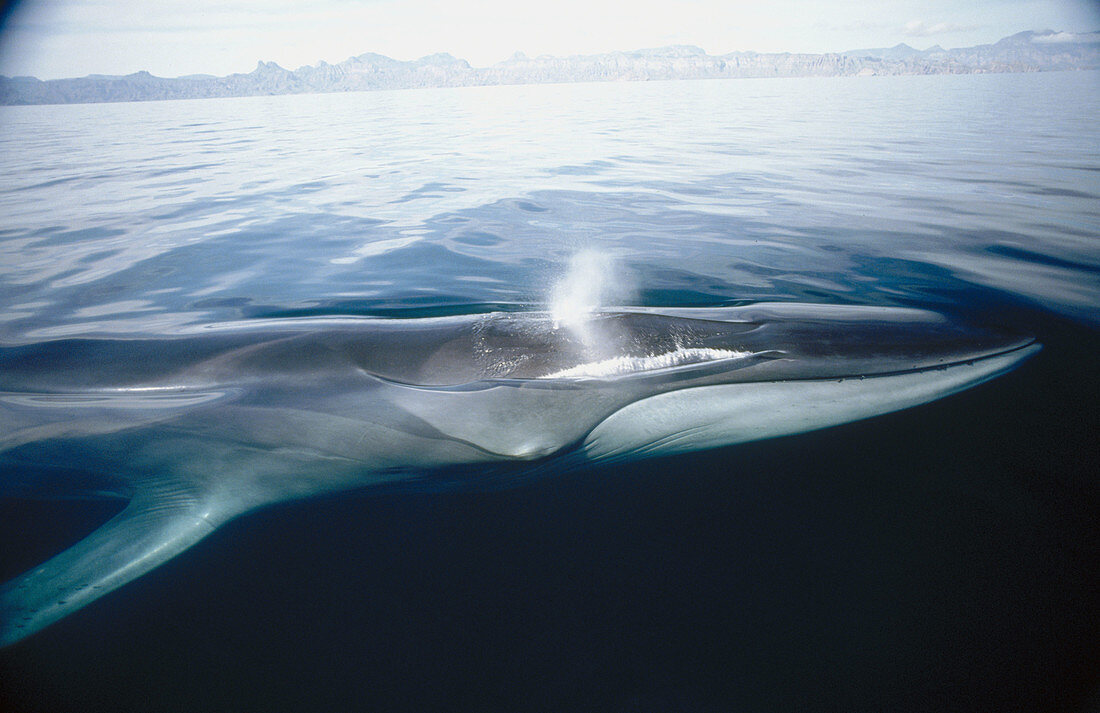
(0, 487), (219, 647)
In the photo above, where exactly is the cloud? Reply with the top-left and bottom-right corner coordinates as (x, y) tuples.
(1031, 31), (1091, 43)
(902, 20), (981, 37)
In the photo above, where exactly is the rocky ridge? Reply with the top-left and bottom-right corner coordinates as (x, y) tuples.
(1, 30), (1096, 105)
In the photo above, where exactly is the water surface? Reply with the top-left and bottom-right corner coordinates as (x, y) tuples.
(0, 71), (1098, 712)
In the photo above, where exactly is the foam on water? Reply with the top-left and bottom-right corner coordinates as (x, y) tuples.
(544, 249), (747, 378)
(542, 347), (750, 379)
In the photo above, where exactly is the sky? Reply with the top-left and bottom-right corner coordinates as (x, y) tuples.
(0, 0), (1097, 80)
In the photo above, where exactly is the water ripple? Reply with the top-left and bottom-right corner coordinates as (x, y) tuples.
(0, 71), (1096, 338)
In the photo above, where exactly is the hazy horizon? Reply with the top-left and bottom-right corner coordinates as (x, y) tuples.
(0, 0), (1097, 81)
(4, 28), (1100, 83)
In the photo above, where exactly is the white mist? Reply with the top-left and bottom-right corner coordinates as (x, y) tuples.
(549, 249), (636, 352)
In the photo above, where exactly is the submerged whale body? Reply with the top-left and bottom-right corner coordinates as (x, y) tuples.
(0, 303), (1038, 646)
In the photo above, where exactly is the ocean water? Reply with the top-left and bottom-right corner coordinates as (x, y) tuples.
(0, 71), (1098, 711)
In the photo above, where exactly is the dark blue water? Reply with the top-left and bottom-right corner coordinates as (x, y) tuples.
(1, 71), (1098, 711)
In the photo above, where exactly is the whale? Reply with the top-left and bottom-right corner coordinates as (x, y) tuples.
(0, 303), (1039, 646)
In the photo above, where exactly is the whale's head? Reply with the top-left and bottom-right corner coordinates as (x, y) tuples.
(0, 302), (1033, 466)
(345, 303), (1038, 463)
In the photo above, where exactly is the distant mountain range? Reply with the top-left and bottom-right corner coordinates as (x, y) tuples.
(2, 30), (1097, 106)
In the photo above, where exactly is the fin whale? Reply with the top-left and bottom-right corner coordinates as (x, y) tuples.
(0, 303), (1038, 646)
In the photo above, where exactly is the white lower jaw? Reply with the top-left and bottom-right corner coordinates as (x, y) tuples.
(582, 343), (1040, 463)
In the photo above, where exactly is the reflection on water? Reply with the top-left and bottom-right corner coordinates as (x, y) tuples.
(0, 71), (1097, 342)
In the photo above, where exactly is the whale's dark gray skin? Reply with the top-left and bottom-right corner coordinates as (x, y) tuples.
(0, 304), (1038, 646)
